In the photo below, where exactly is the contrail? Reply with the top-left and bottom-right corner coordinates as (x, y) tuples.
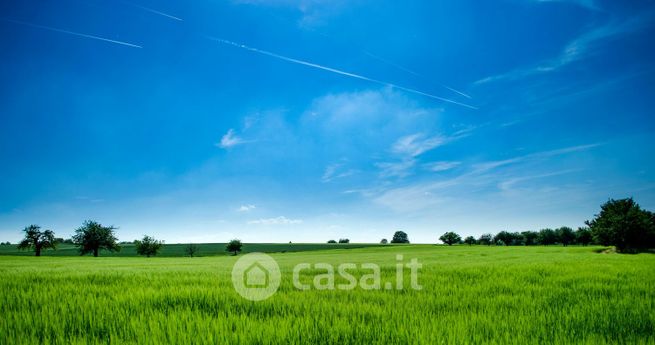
(3, 19), (142, 48)
(121, 1), (183, 21)
(208, 37), (477, 109)
(362, 50), (472, 99)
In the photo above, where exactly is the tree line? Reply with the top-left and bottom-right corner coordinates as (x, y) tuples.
(438, 198), (655, 253)
(13, 220), (245, 257)
(438, 227), (590, 247)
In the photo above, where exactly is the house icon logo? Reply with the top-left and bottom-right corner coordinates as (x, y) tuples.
(231, 253), (281, 301)
(244, 262), (269, 287)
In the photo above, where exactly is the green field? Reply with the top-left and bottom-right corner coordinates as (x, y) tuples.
(0, 242), (381, 257)
(2, 245), (654, 344)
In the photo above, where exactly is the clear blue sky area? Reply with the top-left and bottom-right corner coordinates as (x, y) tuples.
(1, 0), (654, 242)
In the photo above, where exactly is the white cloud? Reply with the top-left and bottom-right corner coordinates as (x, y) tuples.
(392, 133), (447, 157)
(424, 161), (461, 172)
(248, 216), (303, 225)
(376, 159), (416, 179)
(369, 143), (601, 213)
(237, 204), (256, 212)
(473, 143), (601, 172)
(321, 163), (356, 183)
(376, 130), (471, 179)
(498, 169), (578, 192)
(474, 13), (653, 85)
(217, 129), (246, 149)
(302, 88), (445, 162)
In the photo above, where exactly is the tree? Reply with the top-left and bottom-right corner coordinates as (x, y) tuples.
(391, 231), (409, 244)
(338, 238), (350, 243)
(586, 198), (655, 253)
(521, 231), (539, 246)
(439, 232), (461, 246)
(464, 236), (476, 245)
(72, 220), (120, 257)
(537, 228), (558, 245)
(185, 243), (200, 257)
(575, 227), (593, 246)
(327, 239), (337, 244)
(226, 239), (243, 255)
(380, 238), (388, 244)
(135, 235), (163, 257)
(478, 233), (493, 246)
(17, 225), (56, 256)
(556, 227), (575, 246)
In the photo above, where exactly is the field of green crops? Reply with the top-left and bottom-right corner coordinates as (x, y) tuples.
(2, 245), (654, 344)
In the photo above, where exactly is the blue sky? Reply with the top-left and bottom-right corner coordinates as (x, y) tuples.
(1, 0), (654, 243)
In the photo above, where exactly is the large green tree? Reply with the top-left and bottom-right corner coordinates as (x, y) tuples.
(72, 220), (120, 257)
(226, 239), (243, 255)
(391, 231), (409, 244)
(439, 232), (461, 246)
(135, 235), (163, 257)
(586, 198), (655, 253)
(17, 225), (56, 256)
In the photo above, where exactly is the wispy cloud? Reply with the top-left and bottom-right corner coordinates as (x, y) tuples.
(474, 13), (653, 84)
(322, 163), (356, 182)
(423, 161), (461, 172)
(376, 131), (471, 179)
(376, 159), (416, 179)
(237, 204), (256, 212)
(217, 129), (246, 149)
(392, 133), (448, 157)
(370, 142), (601, 212)
(248, 216), (303, 225)
(207, 37), (477, 109)
(3, 18), (142, 48)
(498, 169), (579, 192)
(473, 143), (601, 172)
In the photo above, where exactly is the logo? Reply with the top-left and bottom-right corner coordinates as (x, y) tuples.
(231, 253), (422, 301)
(231, 252), (281, 301)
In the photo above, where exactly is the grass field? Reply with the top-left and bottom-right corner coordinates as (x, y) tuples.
(2, 245), (654, 344)
(0, 242), (382, 257)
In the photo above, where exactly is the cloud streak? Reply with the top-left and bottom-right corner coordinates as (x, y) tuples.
(361, 50), (472, 99)
(3, 18), (142, 48)
(122, 1), (184, 21)
(473, 143), (602, 172)
(474, 12), (653, 85)
(248, 216), (303, 225)
(207, 37), (477, 109)
(217, 129), (247, 149)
